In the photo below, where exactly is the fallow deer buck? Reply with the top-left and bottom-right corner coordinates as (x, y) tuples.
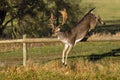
(49, 8), (105, 65)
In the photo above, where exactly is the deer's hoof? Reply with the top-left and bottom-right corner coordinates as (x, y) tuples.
(64, 64), (67, 66)
(62, 62), (65, 65)
(62, 62), (67, 66)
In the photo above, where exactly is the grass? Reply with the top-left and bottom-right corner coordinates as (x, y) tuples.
(82, 0), (120, 20)
(0, 41), (120, 80)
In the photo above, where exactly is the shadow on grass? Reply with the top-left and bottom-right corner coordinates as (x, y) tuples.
(87, 48), (120, 62)
(45, 48), (120, 63)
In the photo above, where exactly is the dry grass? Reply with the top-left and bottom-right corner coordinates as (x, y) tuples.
(88, 32), (120, 41)
(0, 59), (120, 80)
(42, 59), (120, 79)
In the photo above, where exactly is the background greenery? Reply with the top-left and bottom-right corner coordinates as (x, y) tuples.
(0, 0), (93, 39)
(0, 0), (120, 39)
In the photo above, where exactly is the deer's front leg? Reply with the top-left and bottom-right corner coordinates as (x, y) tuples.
(62, 44), (68, 64)
(64, 45), (73, 66)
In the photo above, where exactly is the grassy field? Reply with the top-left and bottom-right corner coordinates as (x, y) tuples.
(82, 0), (120, 20)
(0, 41), (120, 80)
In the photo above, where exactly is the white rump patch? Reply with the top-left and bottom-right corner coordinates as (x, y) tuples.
(90, 11), (93, 13)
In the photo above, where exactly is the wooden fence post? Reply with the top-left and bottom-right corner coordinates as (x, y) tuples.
(23, 34), (27, 66)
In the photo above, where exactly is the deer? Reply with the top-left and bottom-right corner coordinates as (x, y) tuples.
(49, 8), (105, 66)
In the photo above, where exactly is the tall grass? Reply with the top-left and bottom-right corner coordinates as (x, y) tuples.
(0, 58), (120, 80)
(88, 32), (120, 41)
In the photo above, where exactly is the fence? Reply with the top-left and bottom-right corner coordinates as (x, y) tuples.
(0, 34), (59, 66)
(0, 34), (120, 66)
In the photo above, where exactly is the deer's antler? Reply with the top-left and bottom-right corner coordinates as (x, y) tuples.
(59, 8), (68, 25)
(49, 8), (68, 29)
(49, 13), (56, 29)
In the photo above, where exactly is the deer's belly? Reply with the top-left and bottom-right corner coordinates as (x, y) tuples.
(75, 37), (84, 43)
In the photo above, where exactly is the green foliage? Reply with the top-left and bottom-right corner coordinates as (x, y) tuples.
(0, 0), (93, 39)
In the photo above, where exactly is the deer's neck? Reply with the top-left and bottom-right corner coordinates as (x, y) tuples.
(57, 31), (68, 40)
(57, 31), (67, 44)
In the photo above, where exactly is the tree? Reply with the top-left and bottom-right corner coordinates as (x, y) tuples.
(0, 0), (93, 39)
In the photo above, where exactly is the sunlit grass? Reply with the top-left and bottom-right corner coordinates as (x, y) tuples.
(82, 0), (120, 20)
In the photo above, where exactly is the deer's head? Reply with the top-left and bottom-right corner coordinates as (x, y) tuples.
(49, 8), (68, 37)
(88, 8), (105, 30)
(97, 15), (105, 25)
